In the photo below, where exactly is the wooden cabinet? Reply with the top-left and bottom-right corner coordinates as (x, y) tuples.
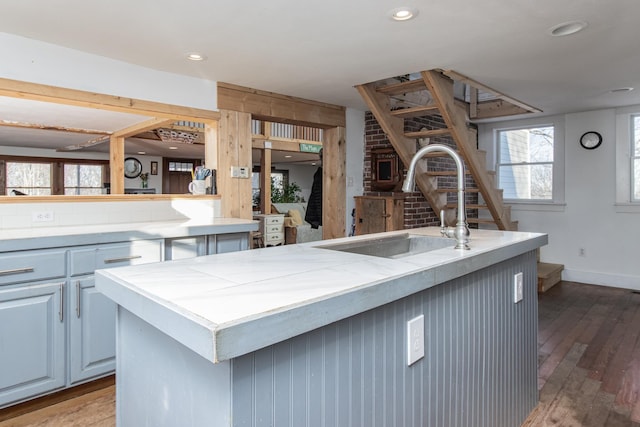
(254, 214), (285, 246)
(354, 195), (404, 235)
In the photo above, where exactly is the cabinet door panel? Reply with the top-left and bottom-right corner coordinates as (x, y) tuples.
(165, 236), (206, 260)
(209, 233), (249, 254)
(0, 282), (65, 407)
(69, 278), (116, 384)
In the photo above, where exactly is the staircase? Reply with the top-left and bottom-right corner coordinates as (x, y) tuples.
(356, 69), (537, 231)
(357, 69), (564, 291)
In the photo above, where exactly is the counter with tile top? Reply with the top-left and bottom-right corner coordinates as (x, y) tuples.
(96, 227), (547, 427)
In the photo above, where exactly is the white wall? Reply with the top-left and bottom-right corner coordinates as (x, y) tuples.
(271, 162), (317, 202)
(0, 32), (217, 110)
(345, 108), (365, 236)
(479, 107), (639, 290)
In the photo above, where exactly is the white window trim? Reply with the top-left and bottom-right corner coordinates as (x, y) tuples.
(615, 105), (640, 213)
(478, 115), (565, 209)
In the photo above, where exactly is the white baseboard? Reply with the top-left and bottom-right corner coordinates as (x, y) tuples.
(562, 268), (640, 291)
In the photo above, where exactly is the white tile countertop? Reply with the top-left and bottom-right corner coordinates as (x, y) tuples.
(0, 218), (258, 252)
(95, 227), (547, 363)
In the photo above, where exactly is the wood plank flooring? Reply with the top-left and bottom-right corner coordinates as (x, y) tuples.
(2, 281), (640, 426)
(524, 281), (640, 426)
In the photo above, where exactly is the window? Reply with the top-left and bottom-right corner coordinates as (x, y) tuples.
(2, 157), (107, 196)
(497, 125), (554, 201)
(6, 162), (52, 195)
(64, 164), (104, 195)
(632, 115), (640, 201)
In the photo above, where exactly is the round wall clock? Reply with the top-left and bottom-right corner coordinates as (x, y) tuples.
(579, 131), (602, 150)
(124, 157), (143, 178)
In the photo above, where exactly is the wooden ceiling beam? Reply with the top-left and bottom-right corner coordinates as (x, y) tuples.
(0, 77), (220, 122)
(0, 119), (111, 135)
(112, 117), (175, 138)
(217, 82), (345, 128)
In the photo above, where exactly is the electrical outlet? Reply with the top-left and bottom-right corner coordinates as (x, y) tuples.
(514, 272), (523, 303)
(32, 211), (54, 222)
(407, 315), (425, 366)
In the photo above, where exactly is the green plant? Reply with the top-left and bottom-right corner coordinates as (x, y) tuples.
(271, 179), (305, 203)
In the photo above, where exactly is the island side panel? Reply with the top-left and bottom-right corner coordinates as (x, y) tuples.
(115, 308), (232, 426)
(231, 250), (538, 427)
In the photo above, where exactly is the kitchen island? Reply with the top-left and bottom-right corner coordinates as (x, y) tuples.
(96, 227), (547, 427)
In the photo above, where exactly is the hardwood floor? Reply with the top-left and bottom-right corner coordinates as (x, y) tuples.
(2, 281), (640, 426)
(524, 281), (640, 426)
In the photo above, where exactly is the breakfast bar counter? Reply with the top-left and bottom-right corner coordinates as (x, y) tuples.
(96, 227), (547, 427)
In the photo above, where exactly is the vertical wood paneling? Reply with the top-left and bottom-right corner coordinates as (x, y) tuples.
(232, 251), (538, 427)
(219, 109), (252, 219)
(322, 126), (346, 239)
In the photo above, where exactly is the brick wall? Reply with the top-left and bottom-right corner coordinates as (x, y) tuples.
(363, 111), (478, 229)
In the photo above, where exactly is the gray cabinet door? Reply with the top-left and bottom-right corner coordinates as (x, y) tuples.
(165, 236), (207, 260)
(0, 282), (65, 407)
(208, 233), (250, 254)
(68, 277), (116, 384)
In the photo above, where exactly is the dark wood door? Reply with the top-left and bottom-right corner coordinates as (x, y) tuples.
(355, 197), (387, 235)
(162, 158), (202, 194)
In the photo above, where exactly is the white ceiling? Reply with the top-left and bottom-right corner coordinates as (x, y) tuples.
(1, 0), (640, 157)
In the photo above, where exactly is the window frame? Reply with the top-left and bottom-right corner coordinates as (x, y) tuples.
(631, 114), (640, 202)
(496, 125), (555, 202)
(1, 155), (109, 196)
(615, 106), (640, 212)
(479, 115), (565, 211)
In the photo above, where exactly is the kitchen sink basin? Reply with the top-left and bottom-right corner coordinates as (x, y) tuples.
(317, 233), (455, 259)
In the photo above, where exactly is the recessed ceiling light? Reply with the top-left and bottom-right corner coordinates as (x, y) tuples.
(186, 52), (207, 61)
(284, 155), (292, 158)
(311, 162), (317, 166)
(610, 87), (634, 93)
(548, 20), (587, 37)
(389, 7), (418, 21)
(169, 146), (178, 150)
(137, 151), (146, 155)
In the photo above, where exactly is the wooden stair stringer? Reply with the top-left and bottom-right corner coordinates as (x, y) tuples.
(421, 70), (515, 231)
(356, 82), (447, 217)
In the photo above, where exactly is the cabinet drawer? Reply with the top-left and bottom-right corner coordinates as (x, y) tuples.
(0, 250), (66, 286)
(265, 224), (283, 233)
(264, 215), (284, 225)
(69, 240), (163, 276)
(264, 232), (284, 243)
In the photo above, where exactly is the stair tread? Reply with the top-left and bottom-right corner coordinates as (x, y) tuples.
(538, 262), (564, 278)
(466, 217), (497, 224)
(376, 79), (427, 96)
(391, 105), (440, 118)
(437, 188), (480, 192)
(405, 128), (450, 138)
(446, 204), (487, 209)
(426, 170), (471, 176)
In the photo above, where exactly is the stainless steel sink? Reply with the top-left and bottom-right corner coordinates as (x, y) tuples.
(317, 233), (455, 259)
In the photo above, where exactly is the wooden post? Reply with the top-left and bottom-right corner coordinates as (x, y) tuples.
(218, 110), (252, 219)
(109, 136), (125, 194)
(260, 148), (272, 214)
(322, 126), (346, 239)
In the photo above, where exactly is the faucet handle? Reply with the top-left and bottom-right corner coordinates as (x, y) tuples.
(439, 209), (448, 237)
